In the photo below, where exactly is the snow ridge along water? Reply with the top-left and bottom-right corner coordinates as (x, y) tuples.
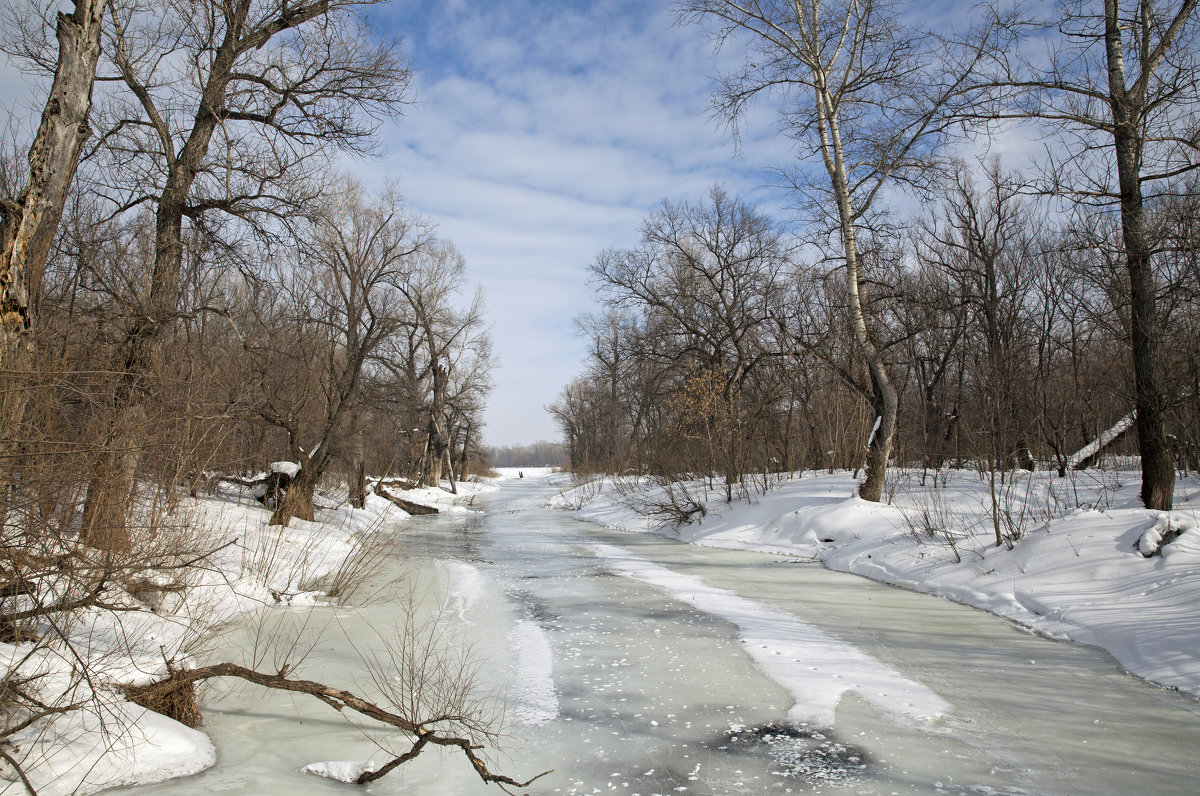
(591, 543), (949, 725)
(439, 558), (559, 726)
(506, 620), (558, 725)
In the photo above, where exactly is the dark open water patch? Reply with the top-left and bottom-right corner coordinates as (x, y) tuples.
(719, 721), (869, 785)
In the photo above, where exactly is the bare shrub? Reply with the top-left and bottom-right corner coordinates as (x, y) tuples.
(319, 521), (403, 606)
(557, 472), (607, 510)
(897, 477), (972, 563)
(612, 475), (710, 530)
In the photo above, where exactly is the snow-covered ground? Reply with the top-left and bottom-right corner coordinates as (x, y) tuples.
(0, 474), (498, 796)
(551, 467), (1200, 697)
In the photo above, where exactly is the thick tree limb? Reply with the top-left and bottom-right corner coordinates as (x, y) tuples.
(122, 662), (550, 790)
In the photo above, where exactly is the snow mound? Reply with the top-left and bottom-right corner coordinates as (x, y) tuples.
(301, 760), (375, 783)
(0, 701), (215, 796)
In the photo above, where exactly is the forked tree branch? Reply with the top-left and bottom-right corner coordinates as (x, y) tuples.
(122, 662), (552, 790)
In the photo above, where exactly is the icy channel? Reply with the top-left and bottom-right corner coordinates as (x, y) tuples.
(108, 475), (1200, 796)
(592, 542), (949, 724)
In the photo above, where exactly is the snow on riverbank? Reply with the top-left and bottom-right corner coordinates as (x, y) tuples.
(0, 476), (494, 795)
(551, 468), (1200, 696)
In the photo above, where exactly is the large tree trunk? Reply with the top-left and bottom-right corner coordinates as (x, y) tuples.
(458, 421), (472, 481)
(79, 13), (240, 547)
(420, 363), (449, 487)
(0, 0), (108, 444)
(79, 404), (143, 551)
(1105, 3), (1175, 510)
(269, 463), (316, 526)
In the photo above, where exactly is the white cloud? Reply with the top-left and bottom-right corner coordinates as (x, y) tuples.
(357, 0), (792, 446)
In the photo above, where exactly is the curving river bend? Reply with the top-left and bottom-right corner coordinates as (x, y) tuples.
(114, 475), (1200, 795)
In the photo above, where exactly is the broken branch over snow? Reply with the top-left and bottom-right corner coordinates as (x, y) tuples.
(122, 662), (550, 789)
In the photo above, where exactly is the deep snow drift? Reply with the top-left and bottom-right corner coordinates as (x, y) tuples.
(551, 467), (1200, 696)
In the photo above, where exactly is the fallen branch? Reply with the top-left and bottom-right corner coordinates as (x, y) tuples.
(121, 662), (549, 790)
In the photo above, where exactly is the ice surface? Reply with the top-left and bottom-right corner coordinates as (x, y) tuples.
(566, 469), (1200, 695)
(592, 542), (949, 724)
(506, 619), (558, 725)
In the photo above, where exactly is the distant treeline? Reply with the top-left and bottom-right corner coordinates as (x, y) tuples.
(485, 441), (566, 468)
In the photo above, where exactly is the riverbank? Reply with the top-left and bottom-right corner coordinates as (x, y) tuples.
(0, 476), (497, 796)
(551, 467), (1200, 696)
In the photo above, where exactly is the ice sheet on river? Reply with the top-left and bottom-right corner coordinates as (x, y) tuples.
(592, 543), (949, 725)
(440, 559), (559, 726)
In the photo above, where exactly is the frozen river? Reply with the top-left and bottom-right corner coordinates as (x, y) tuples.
(114, 475), (1200, 795)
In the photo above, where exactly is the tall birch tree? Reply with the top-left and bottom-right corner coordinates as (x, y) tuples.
(680, 0), (1000, 501)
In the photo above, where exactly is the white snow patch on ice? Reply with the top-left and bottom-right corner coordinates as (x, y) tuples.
(562, 470), (1200, 696)
(301, 760), (375, 783)
(506, 620), (558, 726)
(441, 560), (488, 621)
(592, 543), (949, 726)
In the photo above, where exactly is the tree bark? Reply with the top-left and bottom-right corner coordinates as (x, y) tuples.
(349, 418), (367, 509)
(269, 454), (316, 526)
(458, 421), (472, 481)
(816, 84), (898, 503)
(0, 0), (108, 444)
(420, 363), (449, 487)
(1104, 0), (1176, 510)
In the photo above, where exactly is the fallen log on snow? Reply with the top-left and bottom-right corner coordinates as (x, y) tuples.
(374, 485), (438, 515)
(1067, 411), (1135, 470)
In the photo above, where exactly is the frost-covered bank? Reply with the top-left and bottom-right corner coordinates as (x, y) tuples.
(0, 477), (495, 795)
(552, 468), (1200, 695)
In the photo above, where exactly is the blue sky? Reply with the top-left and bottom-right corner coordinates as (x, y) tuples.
(359, 0), (794, 446)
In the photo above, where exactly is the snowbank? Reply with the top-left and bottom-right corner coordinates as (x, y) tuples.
(552, 469), (1200, 696)
(0, 474), (486, 795)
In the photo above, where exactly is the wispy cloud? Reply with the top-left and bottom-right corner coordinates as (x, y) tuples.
(359, 0), (790, 445)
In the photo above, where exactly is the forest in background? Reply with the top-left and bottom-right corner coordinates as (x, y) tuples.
(0, 0), (495, 549)
(552, 0), (1200, 531)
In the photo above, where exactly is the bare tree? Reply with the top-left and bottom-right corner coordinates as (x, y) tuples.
(990, 0), (1200, 508)
(916, 161), (1038, 473)
(0, 0), (108, 446)
(680, 0), (1002, 501)
(63, 0), (414, 546)
(589, 186), (791, 493)
(392, 244), (488, 489)
(240, 180), (431, 527)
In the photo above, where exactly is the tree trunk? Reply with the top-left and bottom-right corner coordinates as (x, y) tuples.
(269, 465), (315, 526)
(458, 421), (472, 481)
(443, 443), (457, 494)
(816, 84), (898, 503)
(420, 363), (449, 487)
(79, 403), (143, 551)
(1105, 3), (1175, 510)
(349, 418), (366, 509)
(0, 0), (108, 445)
(120, 661), (548, 790)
